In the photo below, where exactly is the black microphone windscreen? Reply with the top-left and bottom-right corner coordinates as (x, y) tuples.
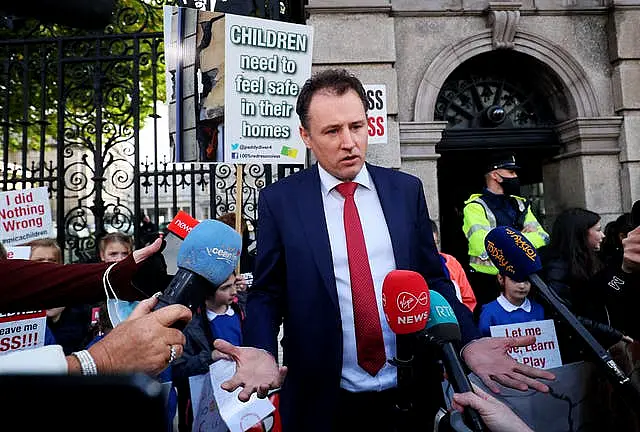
(485, 226), (542, 281)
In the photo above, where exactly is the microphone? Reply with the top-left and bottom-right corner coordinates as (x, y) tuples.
(162, 210), (200, 275)
(382, 270), (430, 429)
(152, 219), (242, 321)
(484, 226), (640, 402)
(419, 290), (486, 432)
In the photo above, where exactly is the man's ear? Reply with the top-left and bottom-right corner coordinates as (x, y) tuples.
(299, 125), (312, 149)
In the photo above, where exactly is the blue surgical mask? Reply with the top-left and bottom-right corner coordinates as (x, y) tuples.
(102, 262), (140, 327)
(106, 299), (140, 327)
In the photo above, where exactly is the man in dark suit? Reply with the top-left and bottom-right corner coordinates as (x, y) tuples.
(215, 69), (554, 431)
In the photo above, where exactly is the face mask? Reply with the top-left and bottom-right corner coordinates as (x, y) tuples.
(106, 299), (140, 327)
(102, 263), (140, 327)
(499, 175), (520, 196)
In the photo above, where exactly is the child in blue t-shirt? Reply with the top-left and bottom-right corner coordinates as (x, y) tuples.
(478, 272), (545, 337)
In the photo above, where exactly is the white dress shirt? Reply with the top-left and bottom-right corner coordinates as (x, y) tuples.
(318, 164), (398, 392)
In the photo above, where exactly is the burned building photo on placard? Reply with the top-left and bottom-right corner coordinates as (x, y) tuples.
(165, 7), (225, 163)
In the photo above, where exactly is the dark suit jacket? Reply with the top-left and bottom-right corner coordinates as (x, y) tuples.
(244, 163), (480, 431)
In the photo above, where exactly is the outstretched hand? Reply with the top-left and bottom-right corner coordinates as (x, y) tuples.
(462, 336), (555, 393)
(214, 339), (288, 402)
(452, 384), (533, 432)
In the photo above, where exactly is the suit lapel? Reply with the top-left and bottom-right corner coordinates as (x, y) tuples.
(368, 164), (411, 270)
(295, 165), (339, 309)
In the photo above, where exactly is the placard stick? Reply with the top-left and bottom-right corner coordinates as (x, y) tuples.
(235, 164), (243, 274)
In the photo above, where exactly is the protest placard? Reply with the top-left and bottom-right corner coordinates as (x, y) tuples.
(490, 319), (562, 369)
(0, 311), (46, 355)
(364, 84), (387, 145)
(0, 187), (52, 247)
(164, 8), (313, 164)
(5, 246), (31, 260)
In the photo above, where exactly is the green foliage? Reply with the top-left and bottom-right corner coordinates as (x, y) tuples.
(0, 0), (176, 152)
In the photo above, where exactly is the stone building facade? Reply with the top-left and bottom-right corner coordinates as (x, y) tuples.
(306, 0), (639, 256)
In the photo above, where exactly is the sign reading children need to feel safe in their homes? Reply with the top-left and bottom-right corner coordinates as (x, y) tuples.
(225, 15), (313, 164)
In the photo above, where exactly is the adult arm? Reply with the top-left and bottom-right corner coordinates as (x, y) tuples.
(242, 190), (286, 357)
(0, 296), (190, 376)
(0, 238), (162, 311)
(452, 385), (533, 432)
(217, 189), (288, 401)
(415, 179), (480, 343)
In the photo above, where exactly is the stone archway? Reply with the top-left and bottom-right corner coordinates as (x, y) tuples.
(413, 29), (599, 123)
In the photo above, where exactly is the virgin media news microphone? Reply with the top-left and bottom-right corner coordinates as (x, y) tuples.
(419, 291), (485, 432)
(152, 219), (242, 320)
(382, 270), (430, 429)
(484, 226), (640, 402)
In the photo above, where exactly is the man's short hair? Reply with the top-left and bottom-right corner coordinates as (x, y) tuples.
(296, 68), (368, 130)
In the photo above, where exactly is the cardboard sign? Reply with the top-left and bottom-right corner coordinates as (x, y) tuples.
(5, 246), (31, 260)
(0, 311), (46, 355)
(164, 9), (313, 165)
(364, 85), (387, 144)
(224, 14), (313, 164)
(0, 187), (52, 246)
(490, 319), (562, 369)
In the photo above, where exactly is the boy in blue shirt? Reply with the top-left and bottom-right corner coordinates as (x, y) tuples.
(478, 270), (545, 337)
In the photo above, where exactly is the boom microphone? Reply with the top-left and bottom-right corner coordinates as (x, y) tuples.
(485, 226), (640, 402)
(419, 291), (485, 432)
(152, 219), (242, 318)
(382, 270), (430, 429)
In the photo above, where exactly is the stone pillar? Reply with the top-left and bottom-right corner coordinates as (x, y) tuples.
(544, 117), (623, 225)
(306, 0), (401, 168)
(399, 121), (447, 221)
(608, 3), (640, 210)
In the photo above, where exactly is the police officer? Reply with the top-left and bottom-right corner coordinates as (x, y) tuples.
(462, 152), (550, 315)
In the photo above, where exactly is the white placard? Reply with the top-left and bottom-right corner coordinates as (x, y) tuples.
(0, 187), (52, 246)
(0, 311), (46, 355)
(210, 360), (275, 432)
(5, 246), (31, 260)
(224, 14), (313, 165)
(490, 319), (562, 369)
(364, 84), (387, 144)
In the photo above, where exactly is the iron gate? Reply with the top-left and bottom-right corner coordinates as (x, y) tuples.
(0, 1), (303, 262)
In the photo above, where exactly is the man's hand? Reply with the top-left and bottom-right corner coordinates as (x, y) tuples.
(521, 225), (536, 233)
(462, 336), (555, 393)
(88, 296), (191, 376)
(452, 384), (533, 432)
(622, 225), (640, 273)
(214, 339), (288, 402)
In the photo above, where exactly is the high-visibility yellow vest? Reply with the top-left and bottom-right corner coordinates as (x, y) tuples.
(462, 193), (550, 275)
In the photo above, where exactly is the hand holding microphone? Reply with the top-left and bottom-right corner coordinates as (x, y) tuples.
(152, 219), (242, 328)
(484, 226), (640, 403)
(382, 270), (485, 431)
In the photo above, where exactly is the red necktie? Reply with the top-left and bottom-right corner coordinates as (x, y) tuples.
(335, 181), (386, 376)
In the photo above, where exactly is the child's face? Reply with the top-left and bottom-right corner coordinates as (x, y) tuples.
(100, 241), (132, 263)
(214, 274), (238, 307)
(30, 246), (60, 264)
(501, 275), (531, 303)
